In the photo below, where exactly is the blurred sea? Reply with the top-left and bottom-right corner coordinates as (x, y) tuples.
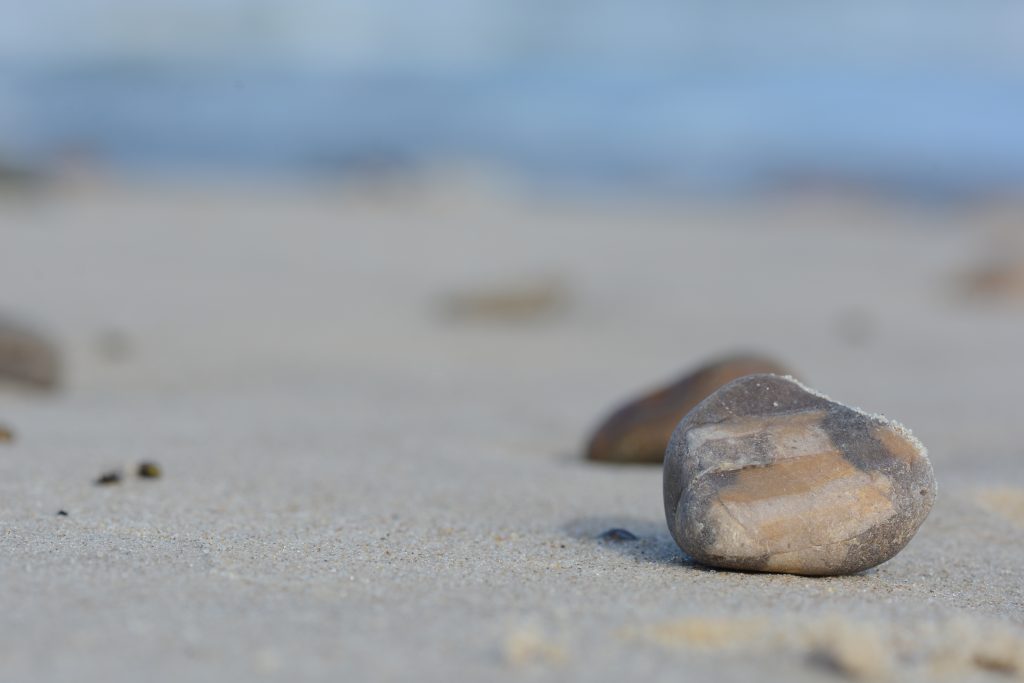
(2, 1), (1023, 198)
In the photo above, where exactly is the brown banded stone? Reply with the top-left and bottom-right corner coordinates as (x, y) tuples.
(586, 355), (792, 463)
(663, 374), (935, 576)
(0, 318), (60, 390)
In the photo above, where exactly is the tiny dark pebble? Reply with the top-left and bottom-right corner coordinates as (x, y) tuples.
(95, 470), (122, 485)
(0, 425), (13, 442)
(598, 528), (639, 542)
(56, 510), (68, 516)
(137, 462), (162, 479)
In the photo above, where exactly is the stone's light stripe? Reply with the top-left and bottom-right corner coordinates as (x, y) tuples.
(687, 410), (829, 452)
(685, 410), (834, 484)
(718, 451), (858, 504)
(713, 453), (895, 557)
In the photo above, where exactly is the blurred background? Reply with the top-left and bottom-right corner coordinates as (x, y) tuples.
(3, 0), (1024, 437)
(2, 0), (1023, 200)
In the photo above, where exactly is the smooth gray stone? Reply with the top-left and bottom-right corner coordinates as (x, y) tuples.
(663, 374), (936, 576)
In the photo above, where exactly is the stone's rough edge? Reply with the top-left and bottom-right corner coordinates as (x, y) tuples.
(775, 374), (930, 461)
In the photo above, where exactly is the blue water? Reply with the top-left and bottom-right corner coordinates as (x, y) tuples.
(2, 1), (1024, 197)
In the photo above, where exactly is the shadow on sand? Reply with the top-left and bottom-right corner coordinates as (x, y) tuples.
(562, 515), (694, 567)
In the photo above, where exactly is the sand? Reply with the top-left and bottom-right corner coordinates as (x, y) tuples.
(1, 177), (1023, 682)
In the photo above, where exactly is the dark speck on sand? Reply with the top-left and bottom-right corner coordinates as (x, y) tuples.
(95, 471), (122, 486)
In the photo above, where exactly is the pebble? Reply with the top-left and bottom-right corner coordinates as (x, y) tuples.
(586, 355), (793, 463)
(959, 254), (1024, 303)
(440, 276), (568, 323)
(137, 462), (162, 479)
(663, 374), (935, 575)
(0, 425), (13, 443)
(0, 318), (61, 390)
(95, 470), (123, 486)
(597, 528), (638, 542)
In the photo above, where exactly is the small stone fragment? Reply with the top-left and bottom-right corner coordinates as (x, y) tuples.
(95, 470), (122, 486)
(663, 374), (935, 576)
(0, 425), (13, 443)
(959, 259), (1024, 303)
(586, 354), (794, 463)
(56, 510), (69, 516)
(137, 462), (162, 479)
(597, 528), (639, 542)
(0, 318), (61, 390)
(440, 276), (568, 323)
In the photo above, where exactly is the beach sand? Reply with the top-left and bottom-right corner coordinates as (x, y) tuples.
(1, 177), (1022, 681)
